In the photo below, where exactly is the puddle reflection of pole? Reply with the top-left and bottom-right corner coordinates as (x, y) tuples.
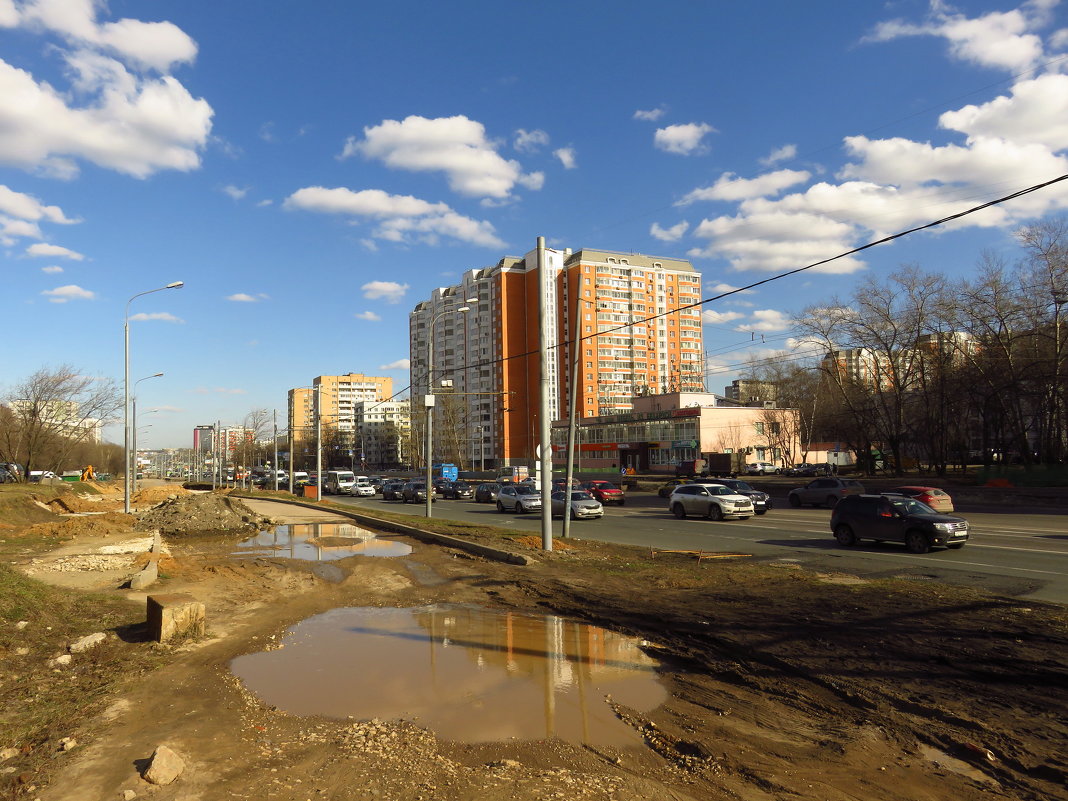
(576, 622), (590, 745)
(543, 616), (557, 739)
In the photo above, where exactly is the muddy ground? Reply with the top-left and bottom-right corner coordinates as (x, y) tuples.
(3, 489), (1066, 801)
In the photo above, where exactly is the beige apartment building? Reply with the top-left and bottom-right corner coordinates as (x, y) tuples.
(287, 373), (393, 443)
(410, 247), (704, 469)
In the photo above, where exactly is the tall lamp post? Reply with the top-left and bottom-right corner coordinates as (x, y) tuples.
(125, 281), (183, 513)
(132, 372), (163, 495)
(424, 298), (476, 518)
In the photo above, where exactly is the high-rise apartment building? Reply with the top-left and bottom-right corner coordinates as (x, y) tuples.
(354, 400), (411, 469)
(410, 246), (703, 468)
(287, 373), (393, 441)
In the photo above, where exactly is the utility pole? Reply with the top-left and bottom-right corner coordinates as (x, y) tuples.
(537, 236), (553, 552)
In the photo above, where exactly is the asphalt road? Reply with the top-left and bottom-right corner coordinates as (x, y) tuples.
(325, 489), (1068, 605)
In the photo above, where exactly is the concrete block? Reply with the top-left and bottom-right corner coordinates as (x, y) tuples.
(146, 593), (205, 643)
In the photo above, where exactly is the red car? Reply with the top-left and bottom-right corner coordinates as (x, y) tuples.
(580, 480), (625, 506)
(890, 486), (955, 513)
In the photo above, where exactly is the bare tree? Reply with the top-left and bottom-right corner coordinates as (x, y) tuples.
(0, 365), (121, 475)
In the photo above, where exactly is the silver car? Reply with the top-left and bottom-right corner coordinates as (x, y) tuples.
(668, 483), (754, 521)
(496, 483), (542, 513)
(550, 490), (603, 520)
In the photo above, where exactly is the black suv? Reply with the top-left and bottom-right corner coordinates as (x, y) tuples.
(829, 494), (969, 553)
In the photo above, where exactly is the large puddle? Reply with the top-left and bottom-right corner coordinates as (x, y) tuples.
(231, 604), (667, 746)
(233, 523), (412, 560)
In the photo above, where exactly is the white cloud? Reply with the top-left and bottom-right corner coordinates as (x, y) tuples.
(221, 185), (248, 200)
(27, 242), (84, 260)
(354, 310), (381, 321)
(226, 293), (268, 302)
(737, 309), (791, 332)
(379, 359), (410, 370)
(680, 169), (811, 204)
(41, 283), (93, 302)
(0, 56), (213, 179)
(517, 171), (544, 190)
(361, 280), (409, 304)
(760, 144), (797, 166)
(0, 185), (76, 223)
(939, 73), (1068, 151)
(702, 309), (744, 325)
(706, 281), (747, 294)
(865, 5), (1047, 73)
(1, 216), (41, 242)
(341, 115), (538, 200)
(650, 221), (689, 242)
(129, 312), (184, 322)
(633, 107), (666, 121)
(553, 147), (577, 169)
(41, 265), (63, 273)
(256, 199), (273, 207)
(514, 128), (549, 153)
(284, 186), (505, 248)
(654, 122), (715, 155)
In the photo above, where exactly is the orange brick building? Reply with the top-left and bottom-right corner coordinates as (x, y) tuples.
(410, 247), (704, 468)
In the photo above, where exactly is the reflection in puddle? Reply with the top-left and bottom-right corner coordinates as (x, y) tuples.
(233, 523), (412, 561)
(232, 604), (666, 746)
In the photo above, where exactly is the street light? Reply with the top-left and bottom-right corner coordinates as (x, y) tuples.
(424, 297), (476, 518)
(132, 372), (163, 494)
(125, 281), (183, 513)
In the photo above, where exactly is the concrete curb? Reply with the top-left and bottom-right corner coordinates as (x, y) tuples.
(232, 494), (533, 566)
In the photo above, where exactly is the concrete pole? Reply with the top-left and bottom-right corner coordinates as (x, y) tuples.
(123, 317), (130, 513)
(315, 384), (322, 502)
(272, 409), (279, 491)
(537, 236), (553, 551)
(562, 289), (581, 540)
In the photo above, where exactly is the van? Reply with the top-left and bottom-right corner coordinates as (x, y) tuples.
(325, 470), (356, 495)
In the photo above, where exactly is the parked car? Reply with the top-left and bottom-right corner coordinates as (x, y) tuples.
(401, 481), (436, 503)
(0, 466), (15, 484)
(746, 462), (780, 475)
(707, 478), (772, 515)
(668, 484), (754, 521)
(474, 482), (502, 503)
(785, 463), (830, 477)
(551, 490), (603, 519)
(497, 483), (543, 513)
(889, 486), (955, 513)
(580, 480), (625, 505)
(657, 478), (691, 498)
(787, 477), (865, 508)
(829, 494), (969, 553)
(438, 481), (474, 499)
(381, 479), (407, 500)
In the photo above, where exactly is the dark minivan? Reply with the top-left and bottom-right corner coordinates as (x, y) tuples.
(829, 494), (969, 553)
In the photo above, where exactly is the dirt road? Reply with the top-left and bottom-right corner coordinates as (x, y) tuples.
(9, 492), (1068, 801)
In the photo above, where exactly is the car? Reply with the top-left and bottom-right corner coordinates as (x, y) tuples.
(438, 480), (474, 499)
(401, 481), (436, 503)
(550, 490), (603, 519)
(0, 466), (15, 484)
(580, 480), (625, 505)
(350, 478), (376, 497)
(656, 478), (691, 498)
(787, 477), (865, 508)
(380, 479), (407, 500)
(474, 482), (502, 503)
(668, 483), (754, 521)
(785, 463), (829, 477)
(551, 477), (581, 491)
(746, 462), (780, 475)
(829, 494), (969, 553)
(706, 478), (772, 515)
(889, 486), (955, 513)
(496, 483), (542, 513)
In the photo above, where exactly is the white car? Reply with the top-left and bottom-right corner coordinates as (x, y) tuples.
(668, 484), (754, 521)
(746, 462), (779, 475)
(350, 480), (376, 497)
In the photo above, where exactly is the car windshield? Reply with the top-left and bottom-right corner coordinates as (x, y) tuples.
(593, 482), (618, 490)
(705, 486), (735, 496)
(515, 485), (538, 495)
(571, 491), (594, 501)
(727, 481), (752, 491)
(889, 497), (936, 515)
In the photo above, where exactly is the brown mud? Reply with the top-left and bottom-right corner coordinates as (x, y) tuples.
(4, 493), (1065, 801)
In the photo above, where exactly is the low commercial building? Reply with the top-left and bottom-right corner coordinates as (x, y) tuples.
(550, 392), (800, 474)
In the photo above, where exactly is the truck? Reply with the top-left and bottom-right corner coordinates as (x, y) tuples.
(432, 463), (459, 482)
(674, 453), (747, 478)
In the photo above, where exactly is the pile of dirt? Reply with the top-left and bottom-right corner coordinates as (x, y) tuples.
(44, 493), (110, 514)
(132, 485), (192, 506)
(134, 493), (270, 536)
(20, 512), (136, 540)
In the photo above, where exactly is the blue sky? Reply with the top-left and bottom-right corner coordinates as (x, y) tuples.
(2, 0), (1067, 448)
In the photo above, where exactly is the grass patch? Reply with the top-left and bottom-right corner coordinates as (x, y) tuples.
(0, 564), (164, 792)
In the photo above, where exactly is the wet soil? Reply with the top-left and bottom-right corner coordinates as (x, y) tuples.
(10, 495), (1068, 801)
